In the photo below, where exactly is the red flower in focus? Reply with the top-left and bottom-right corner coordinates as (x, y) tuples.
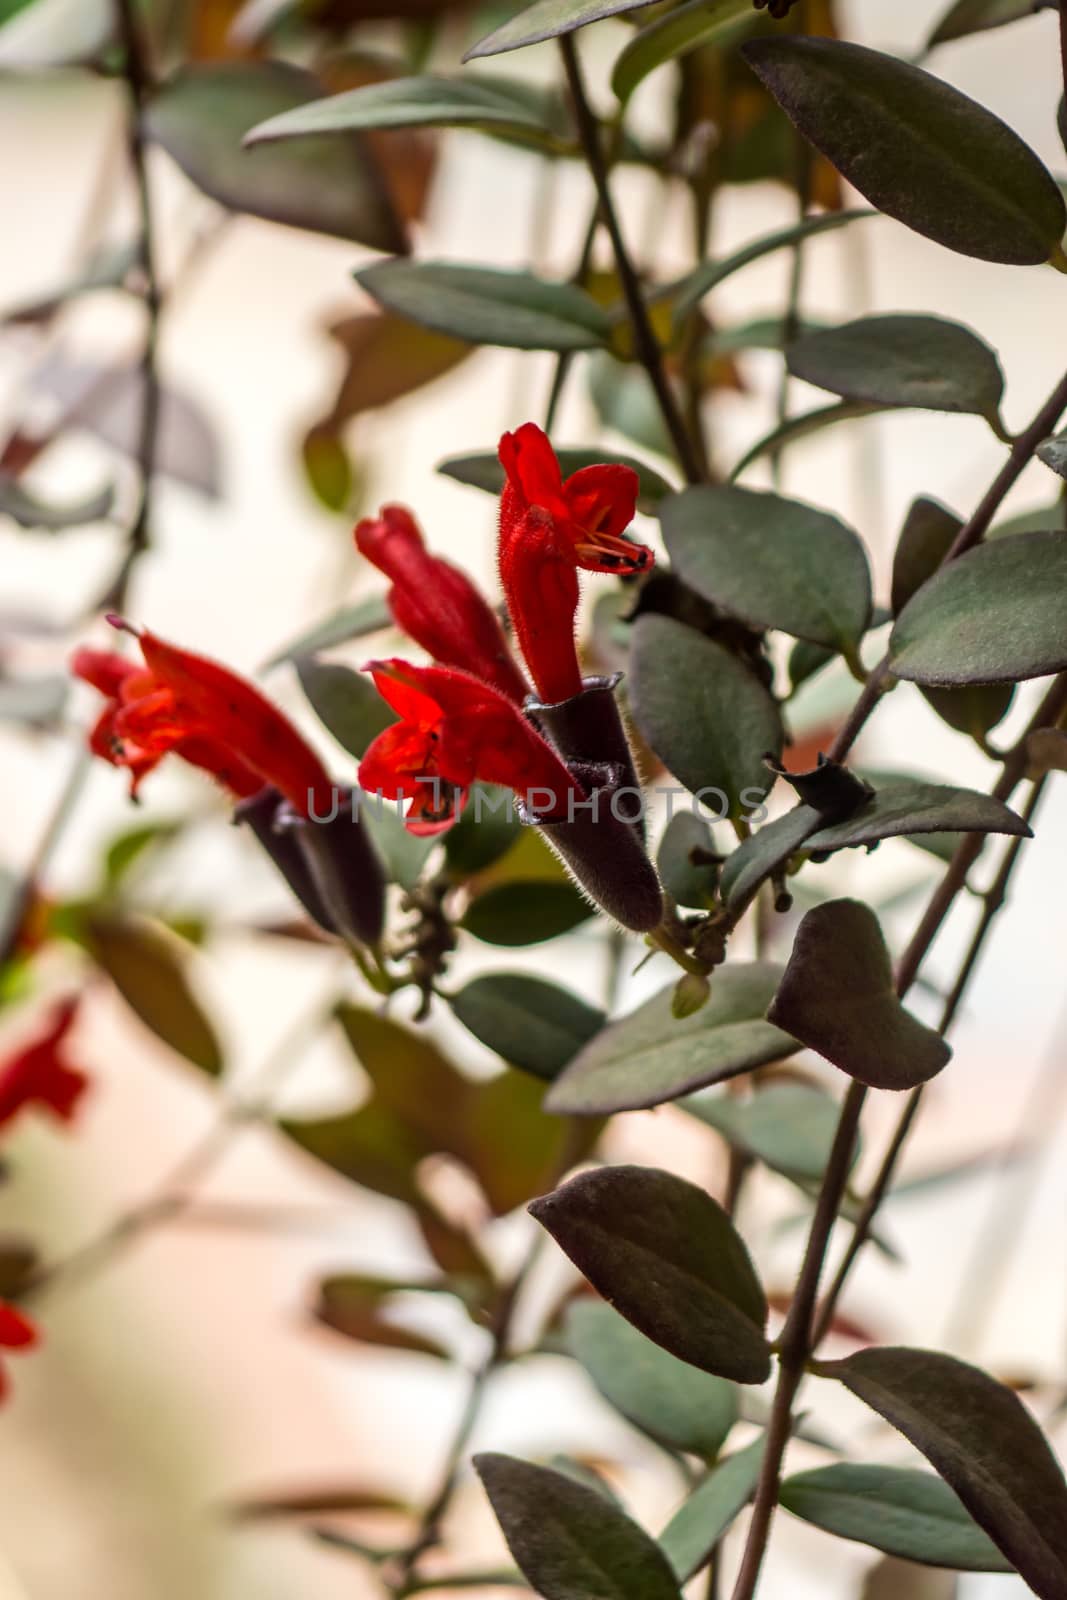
(497, 423), (651, 704)
(0, 1301), (38, 1403)
(73, 622), (335, 818)
(355, 504), (528, 703)
(0, 996), (89, 1132)
(358, 658), (584, 835)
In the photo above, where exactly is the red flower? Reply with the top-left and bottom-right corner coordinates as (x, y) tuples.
(358, 658), (584, 835)
(0, 996), (89, 1132)
(497, 423), (652, 705)
(0, 1301), (38, 1403)
(356, 504), (528, 703)
(73, 622), (335, 818)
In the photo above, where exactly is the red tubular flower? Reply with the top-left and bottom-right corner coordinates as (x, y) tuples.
(358, 658), (584, 835)
(0, 996), (89, 1132)
(355, 504), (529, 703)
(0, 1301), (38, 1403)
(73, 623), (335, 818)
(497, 422), (652, 705)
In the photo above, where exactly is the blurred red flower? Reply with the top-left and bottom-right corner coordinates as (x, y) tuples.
(0, 996), (88, 1133)
(0, 1301), (39, 1403)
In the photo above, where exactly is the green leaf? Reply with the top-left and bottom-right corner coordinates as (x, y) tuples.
(922, 683), (1015, 741)
(742, 36), (1066, 265)
(567, 1300), (738, 1460)
(530, 1165), (772, 1383)
(822, 1346), (1067, 1598)
(891, 496), (962, 615)
(145, 62), (405, 252)
(656, 811), (721, 909)
(295, 657), (395, 760)
(87, 913), (223, 1077)
(0, 474), (114, 531)
(1037, 429), (1067, 480)
(587, 354), (674, 460)
(465, 0), (661, 62)
(803, 778), (1030, 853)
(437, 446), (674, 514)
(888, 530), (1067, 686)
(768, 899), (952, 1090)
(314, 1275), (452, 1358)
(281, 1099), (424, 1202)
(661, 485), (871, 652)
(355, 260), (610, 352)
(787, 315), (1005, 428)
(863, 1558), (958, 1600)
(335, 1004), (473, 1153)
(302, 427), (353, 512)
(547, 962), (798, 1114)
(444, 786), (523, 876)
(611, 0), (754, 106)
(720, 805), (821, 910)
(262, 594), (392, 669)
(682, 1083), (851, 1184)
(360, 795), (438, 890)
(474, 1454), (684, 1600)
(926, 0), (1038, 49)
(450, 973), (604, 1080)
(673, 210), (875, 325)
(629, 615), (783, 817)
(780, 1464), (1012, 1572)
(659, 1437), (768, 1582)
(465, 1067), (592, 1216)
(461, 879), (595, 945)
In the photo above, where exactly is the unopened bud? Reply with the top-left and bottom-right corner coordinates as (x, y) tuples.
(672, 972), (711, 1018)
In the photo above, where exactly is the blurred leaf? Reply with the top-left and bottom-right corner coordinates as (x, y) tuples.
(673, 210), (873, 324)
(891, 496), (962, 615)
(780, 1464), (1012, 1571)
(0, 1233), (37, 1297)
(1028, 726), (1067, 772)
(612, 0), (754, 107)
(768, 900), (951, 1090)
(87, 912), (223, 1077)
(656, 811), (720, 909)
(146, 62), (406, 251)
(444, 786), (523, 876)
(682, 1083), (851, 1183)
(302, 427), (354, 512)
(922, 683), (1015, 742)
(889, 531), (1067, 686)
(530, 1165), (771, 1382)
(662, 485), (871, 652)
(335, 1003), (473, 1154)
(263, 595), (391, 669)
(990, 497), (1067, 538)
(464, 1067), (588, 1215)
(438, 445), (674, 514)
(823, 1347), (1067, 1597)
(415, 1198), (495, 1287)
(629, 615), (782, 816)
(789, 638), (836, 692)
(0, 0), (111, 66)
(474, 1453), (684, 1600)
(659, 1436), (767, 1582)
(360, 795), (438, 890)
(587, 354), (674, 460)
(355, 260), (611, 351)
(730, 400), (882, 480)
(743, 36), (1066, 265)
(461, 879), (594, 945)
(567, 1299), (739, 1459)
(0, 474), (113, 531)
(547, 963), (797, 1115)
(926, 0), (1037, 48)
(281, 1099), (424, 1202)
(229, 1483), (412, 1520)
(1, 240), (138, 326)
(862, 1559), (958, 1600)
(450, 972), (604, 1080)
(465, 0), (663, 60)
(315, 1274), (452, 1357)
(296, 657), (396, 759)
(102, 819), (183, 889)
(323, 311), (471, 431)
(0, 673), (67, 728)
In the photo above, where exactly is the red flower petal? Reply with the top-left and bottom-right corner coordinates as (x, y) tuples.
(0, 1302), (38, 1350)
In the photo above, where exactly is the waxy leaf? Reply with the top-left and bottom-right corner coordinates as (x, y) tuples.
(87, 913), (223, 1077)
(461, 880), (595, 945)
(889, 530), (1067, 686)
(672, 211), (874, 325)
(768, 900), (952, 1090)
(683, 1083), (850, 1184)
(891, 496), (962, 615)
(296, 658), (395, 759)
(612, 0), (754, 106)
(823, 1347), (1067, 1598)
(531, 1166), (771, 1382)
(465, 0), (661, 61)
(927, 0), (1038, 48)
(450, 972), (605, 1080)
(742, 37), (1066, 265)
(659, 1437), (768, 1582)
(246, 73), (560, 148)
(438, 446), (674, 513)
(787, 315), (1005, 427)
(474, 1453), (684, 1600)
(661, 485), (872, 652)
(568, 1300), (738, 1459)
(629, 615), (783, 815)
(780, 1464), (1012, 1572)
(146, 63), (405, 252)
(355, 259), (611, 351)
(547, 962), (798, 1114)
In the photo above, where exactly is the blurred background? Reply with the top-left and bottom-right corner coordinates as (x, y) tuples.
(1, 0), (1066, 1595)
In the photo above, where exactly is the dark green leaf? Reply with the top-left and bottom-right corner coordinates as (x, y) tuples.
(1028, 725), (1067, 772)
(335, 1004), (473, 1153)
(656, 811), (721, 909)
(1037, 429), (1067, 480)
(611, 0), (754, 106)
(444, 786), (523, 875)
(927, 0), (1038, 49)
(891, 496), (962, 615)
(587, 354), (674, 460)
(683, 1083), (850, 1183)
(889, 530), (1067, 686)
(0, 474), (114, 531)
(789, 638), (836, 692)
(730, 400), (883, 481)
(990, 497), (1067, 538)
(823, 1346), (1067, 1598)
(280, 1099), (423, 1201)
(804, 779), (1029, 852)
(662, 485), (871, 652)
(530, 1165), (771, 1382)
(465, 1067), (591, 1216)
(450, 973), (604, 1080)
(780, 1464), (1012, 1572)
(461, 879), (594, 945)
(547, 962), (798, 1114)
(567, 1299), (738, 1459)
(465, 0), (661, 61)
(787, 315), (1005, 427)
(295, 657), (395, 760)
(672, 211), (874, 325)
(262, 594), (392, 669)
(629, 615), (782, 816)
(659, 1437), (768, 1582)
(145, 62), (405, 252)
(87, 913), (223, 1077)
(355, 260), (610, 352)
(315, 1275), (452, 1358)
(474, 1453), (683, 1600)
(922, 683), (1015, 741)
(719, 805), (819, 910)
(768, 899), (951, 1090)
(437, 446), (674, 514)
(742, 36), (1066, 265)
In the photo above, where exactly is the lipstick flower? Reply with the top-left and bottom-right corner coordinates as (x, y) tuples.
(0, 1302), (38, 1404)
(356, 504), (528, 703)
(358, 658), (584, 835)
(0, 996), (89, 1133)
(497, 423), (652, 705)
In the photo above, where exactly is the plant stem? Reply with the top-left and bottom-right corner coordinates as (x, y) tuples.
(558, 35), (703, 484)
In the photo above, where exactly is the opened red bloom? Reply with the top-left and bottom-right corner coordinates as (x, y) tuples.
(498, 422), (651, 704)
(356, 504), (528, 703)
(0, 995), (89, 1132)
(0, 1301), (38, 1404)
(73, 622), (334, 818)
(358, 658), (583, 835)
